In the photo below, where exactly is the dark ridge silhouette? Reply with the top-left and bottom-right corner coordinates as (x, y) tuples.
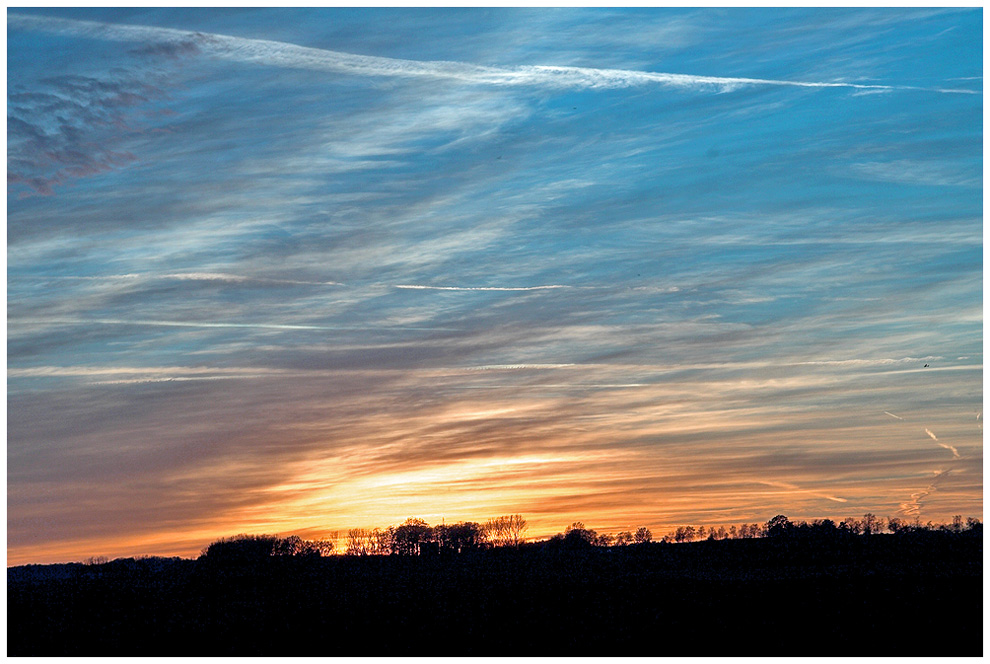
(8, 515), (982, 656)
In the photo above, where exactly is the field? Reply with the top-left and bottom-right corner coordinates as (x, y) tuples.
(8, 533), (981, 656)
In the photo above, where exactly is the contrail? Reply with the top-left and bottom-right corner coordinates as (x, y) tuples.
(884, 411), (905, 420)
(395, 284), (569, 291)
(937, 443), (960, 459)
(924, 428), (959, 459)
(468, 364), (576, 370)
(8, 13), (979, 95)
(899, 469), (952, 518)
(758, 480), (848, 503)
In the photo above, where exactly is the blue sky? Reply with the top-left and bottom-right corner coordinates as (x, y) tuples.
(7, 8), (982, 563)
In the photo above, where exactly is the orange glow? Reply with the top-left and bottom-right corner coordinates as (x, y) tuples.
(8, 361), (982, 566)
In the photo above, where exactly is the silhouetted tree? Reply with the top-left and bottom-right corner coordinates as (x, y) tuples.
(810, 519), (837, 537)
(634, 527), (652, 544)
(562, 522), (598, 548)
(312, 539), (335, 556)
(436, 521), (484, 554)
(393, 518), (432, 556)
(615, 531), (634, 546)
(765, 515), (792, 538)
(738, 523), (760, 539)
(839, 518), (861, 535)
(484, 514), (528, 547)
(371, 527), (393, 555)
(506, 514), (528, 546)
(346, 529), (372, 555)
(861, 513), (880, 536)
(951, 515), (964, 534)
(200, 534), (329, 563)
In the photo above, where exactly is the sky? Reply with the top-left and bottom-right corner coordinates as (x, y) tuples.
(6, 7), (983, 565)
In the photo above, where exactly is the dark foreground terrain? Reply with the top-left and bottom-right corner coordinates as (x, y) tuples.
(8, 533), (981, 656)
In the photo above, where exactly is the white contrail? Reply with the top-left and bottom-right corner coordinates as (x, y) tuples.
(758, 480), (848, 503)
(800, 356), (940, 366)
(395, 284), (569, 291)
(884, 411), (905, 420)
(8, 13), (979, 95)
(899, 469), (952, 517)
(164, 273), (343, 286)
(450, 383), (647, 389)
(92, 375), (263, 385)
(923, 428), (958, 457)
(468, 364), (576, 370)
(937, 443), (961, 459)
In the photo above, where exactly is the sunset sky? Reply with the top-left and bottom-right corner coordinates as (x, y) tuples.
(7, 8), (983, 565)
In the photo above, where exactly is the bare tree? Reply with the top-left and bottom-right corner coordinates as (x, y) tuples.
(346, 528), (371, 556)
(952, 515), (964, 533)
(507, 514), (528, 546)
(861, 513), (879, 536)
(312, 539), (335, 556)
(484, 514), (528, 547)
(634, 527), (652, 543)
(369, 528), (393, 556)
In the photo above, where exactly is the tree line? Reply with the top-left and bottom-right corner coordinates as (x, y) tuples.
(661, 513), (983, 543)
(197, 513), (981, 562)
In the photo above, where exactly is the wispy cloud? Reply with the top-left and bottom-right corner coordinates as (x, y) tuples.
(9, 13), (978, 95)
(11, 317), (459, 332)
(851, 160), (982, 188)
(24, 273), (343, 286)
(7, 73), (163, 195)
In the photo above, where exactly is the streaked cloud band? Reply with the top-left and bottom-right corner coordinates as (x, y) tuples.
(8, 13), (978, 95)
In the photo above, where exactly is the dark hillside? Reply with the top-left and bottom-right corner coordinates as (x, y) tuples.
(8, 534), (981, 656)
